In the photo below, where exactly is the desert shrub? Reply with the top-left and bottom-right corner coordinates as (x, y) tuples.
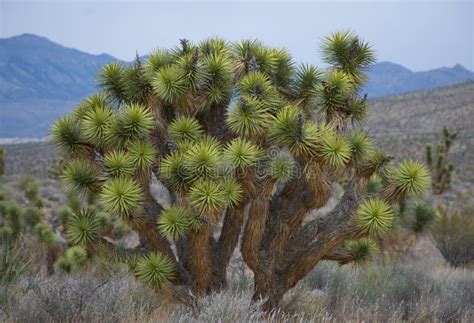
(432, 204), (474, 267)
(0, 200), (24, 240)
(0, 241), (30, 307)
(301, 261), (473, 321)
(6, 274), (159, 322)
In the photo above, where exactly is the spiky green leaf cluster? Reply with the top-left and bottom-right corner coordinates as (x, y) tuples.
(223, 138), (263, 169)
(74, 93), (111, 119)
(144, 49), (173, 80)
(321, 30), (375, 86)
(34, 223), (56, 245)
(120, 104), (155, 139)
(366, 174), (383, 195)
(128, 141), (156, 170)
(50, 116), (85, 155)
(319, 134), (352, 167)
(221, 178), (244, 207)
(183, 137), (221, 180)
(348, 131), (375, 163)
(160, 152), (190, 192)
(189, 179), (227, 214)
(356, 198), (394, 236)
(97, 62), (127, 103)
(134, 252), (174, 289)
(82, 105), (114, 146)
(231, 40), (279, 77)
(168, 116), (204, 143)
(227, 97), (271, 138)
(65, 246), (88, 266)
(271, 48), (294, 89)
(157, 206), (195, 240)
(408, 202), (437, 234)
(268, 105), (319, 156)
(100, 177), (143, 216)
(122, 61), (152, 105)
(67, 208), (102, 245)
(318, 69), (354, 115)
(54, 256), (72, 273)
(293, 64), (321, 102)
(151, 65), (186, 103)
(392, 161), (431, 196)
(103, 150), (135, 178)
(269, 155), (296, 182)
(344, 238), (379, 264)
(240, 71), (277, 104)
(58, 206), (74, 226)
(61, 159), (98, 195)
(201, 53), (234, 104)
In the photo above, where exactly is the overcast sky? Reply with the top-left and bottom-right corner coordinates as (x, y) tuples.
(1, 0), (473, 71)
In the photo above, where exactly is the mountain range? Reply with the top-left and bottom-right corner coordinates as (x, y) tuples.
(1, 33), (473, 138)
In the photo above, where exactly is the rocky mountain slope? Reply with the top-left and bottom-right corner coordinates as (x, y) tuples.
(1, 34), (473, 138)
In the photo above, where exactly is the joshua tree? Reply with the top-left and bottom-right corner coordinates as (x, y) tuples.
(425, 127), (457, 194)
(51, 31), (431, 310)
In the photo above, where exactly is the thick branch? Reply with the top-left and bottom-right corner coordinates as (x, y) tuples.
(241, 180), (274, 272)
(211, 204), (246, 289)
(208, 101), (232, 141)
(129, 190), (190, 285)
(276, 177), (364, 299)
(258, 162), (331, 274)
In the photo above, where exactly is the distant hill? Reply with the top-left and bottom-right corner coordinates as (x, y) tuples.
(0, 33), (116, 101)
(1, 33), (473, 138)
(366, 81), (474, 193)
(364, 62), (474, 98)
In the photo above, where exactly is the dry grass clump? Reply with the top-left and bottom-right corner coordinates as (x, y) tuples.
(2, 260), (472, 322)
(3, 273), (160, 322)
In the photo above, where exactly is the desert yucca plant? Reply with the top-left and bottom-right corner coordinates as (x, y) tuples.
(134, 252), (175, 289)
(50, 31), (431, 311)
(431, 203), (474, 267)
(157, 206), (193, 240)
(100, 177), (143, 216)
(356, 199), (394, 236)
(343, 238), (379, 265)
(425, 127), (457, 194)
(67, 208), (102, 246)
(189, 179), (227, 215)
(223, 138), (263, 169)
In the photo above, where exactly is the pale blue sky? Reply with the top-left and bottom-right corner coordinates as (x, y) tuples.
(1, 0), (473, 71)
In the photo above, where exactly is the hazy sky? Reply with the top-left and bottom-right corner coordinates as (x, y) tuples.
(1, 0), (473, 71)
